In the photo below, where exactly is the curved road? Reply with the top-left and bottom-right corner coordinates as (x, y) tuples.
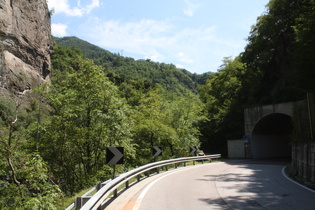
(105, 160), (315, 210)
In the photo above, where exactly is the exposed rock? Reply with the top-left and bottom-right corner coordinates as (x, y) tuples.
(0, 0), (52, 97)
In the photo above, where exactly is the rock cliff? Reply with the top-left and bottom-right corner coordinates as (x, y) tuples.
(0, 0), (52, 97)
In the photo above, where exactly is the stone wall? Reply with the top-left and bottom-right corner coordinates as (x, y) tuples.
(292, 142), (315, 183)
(0, 0), (52, 96)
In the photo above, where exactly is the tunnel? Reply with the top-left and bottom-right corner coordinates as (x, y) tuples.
(251, 113), (293, 159)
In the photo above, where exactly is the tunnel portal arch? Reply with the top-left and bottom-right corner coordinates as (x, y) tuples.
(244, 102), (302, 159)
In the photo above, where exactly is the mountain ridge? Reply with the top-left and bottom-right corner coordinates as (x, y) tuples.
(53, 36), (213, 93)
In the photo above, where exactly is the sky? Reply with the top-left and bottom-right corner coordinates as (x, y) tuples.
(47, 0), (269, 74)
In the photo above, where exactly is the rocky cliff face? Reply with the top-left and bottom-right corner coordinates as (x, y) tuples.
(0, 0), (52, 97)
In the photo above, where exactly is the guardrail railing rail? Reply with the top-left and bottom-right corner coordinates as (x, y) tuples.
(69, 154), (221, 210)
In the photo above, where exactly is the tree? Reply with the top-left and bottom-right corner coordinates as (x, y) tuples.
(0, 97), (62, 209)
(33, 47), (135, 195)
(241, 0), (306, 104)
(199, 57), (246, 155)
(292, 0), (315, 92)
(132, 86), (204, 164)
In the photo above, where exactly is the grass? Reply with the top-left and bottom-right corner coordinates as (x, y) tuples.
(56, 186), (96, 209)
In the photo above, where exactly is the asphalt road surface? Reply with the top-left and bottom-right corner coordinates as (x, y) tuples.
(104, 160), (315, 210)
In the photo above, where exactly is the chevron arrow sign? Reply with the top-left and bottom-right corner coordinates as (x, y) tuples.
(152, 146), (162, 156)
(190, 146), (197, 155)
(106, 147), (124, 165)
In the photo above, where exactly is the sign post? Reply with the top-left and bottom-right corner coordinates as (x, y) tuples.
(106, 147), (124, 179)
(152, 146), (162, 173)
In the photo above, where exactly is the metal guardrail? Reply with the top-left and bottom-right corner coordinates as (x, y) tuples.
(76, 154), (220, 210)
(66, 180), (112, 210)
(65, 186), (97, 210)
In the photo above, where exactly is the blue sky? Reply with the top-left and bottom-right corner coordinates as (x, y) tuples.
(47, 0), (269, 74)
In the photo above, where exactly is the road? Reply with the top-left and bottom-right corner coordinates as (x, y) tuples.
(104, 160), (315, 210)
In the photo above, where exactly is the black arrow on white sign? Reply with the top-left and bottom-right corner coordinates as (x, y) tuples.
(106, 147), (124, 165)
(152, 146), (162, 156)
(190, 146), (197, 155)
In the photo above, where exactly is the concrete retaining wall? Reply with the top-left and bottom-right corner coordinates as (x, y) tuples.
(292, 142), (315, 183)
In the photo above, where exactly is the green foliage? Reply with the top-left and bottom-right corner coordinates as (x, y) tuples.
(54, 36), (112, 60)
(291, 0), (315, 92)
(132, 87), (204, 164)
(34, 50), (136, 195)
(241, 0), (315, 104)
(54, 36), (212, 95)
(291, 100), (312, 141)
(0, 152), (62, 209)
(0, 97), (62, 209)
(0, 97), (15, 124)
(199, 57), (246, 155)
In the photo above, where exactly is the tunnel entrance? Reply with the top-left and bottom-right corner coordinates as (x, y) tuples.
(251, 113), (293, 159)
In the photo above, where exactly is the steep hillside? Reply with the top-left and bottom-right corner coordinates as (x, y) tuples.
(54, 36), (212, 94)
(53, 36), (111, 60)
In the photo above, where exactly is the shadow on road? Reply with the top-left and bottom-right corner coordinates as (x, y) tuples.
(196, 159), (315, 210)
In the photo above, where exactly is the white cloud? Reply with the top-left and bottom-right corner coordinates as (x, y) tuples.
(175, 64), (184, 69)
(146, 52), (165, 62)
(80, 18), (243, 73)
(177, 52), (194, 63)
(47, 0), (99, 16)
(85, 18), (173, 60)
(178, 52), (184, 57)
(183, 0), (199, 17)
(85, 0), (100, 14)
(51, 23), (68, 37)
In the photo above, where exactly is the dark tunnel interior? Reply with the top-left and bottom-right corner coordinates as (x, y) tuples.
(251, 113), (293, 159)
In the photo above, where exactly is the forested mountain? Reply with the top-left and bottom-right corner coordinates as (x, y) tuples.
(54, 36), (212, 94)
(53, 36), (113, 60)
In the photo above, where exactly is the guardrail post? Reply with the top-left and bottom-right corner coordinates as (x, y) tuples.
(137, 174), (141, 182)
(96, 182), (104, 191)
(184, 162), (186, 167)
(193, 160), (195, 165)
(126, 180), (129, 188)
(75, 196), (91, 210)
(114, 189), (118, 197)
(166, 165), (168, 171)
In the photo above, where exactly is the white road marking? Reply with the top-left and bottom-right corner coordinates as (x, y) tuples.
(282, 166), (315, 193)
(131, 163), (222, 210)
(131, 168), (189, 210)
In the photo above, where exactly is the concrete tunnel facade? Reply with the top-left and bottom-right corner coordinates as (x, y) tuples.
(251, 113), (293, 158)
(244, 102), (301, 159)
